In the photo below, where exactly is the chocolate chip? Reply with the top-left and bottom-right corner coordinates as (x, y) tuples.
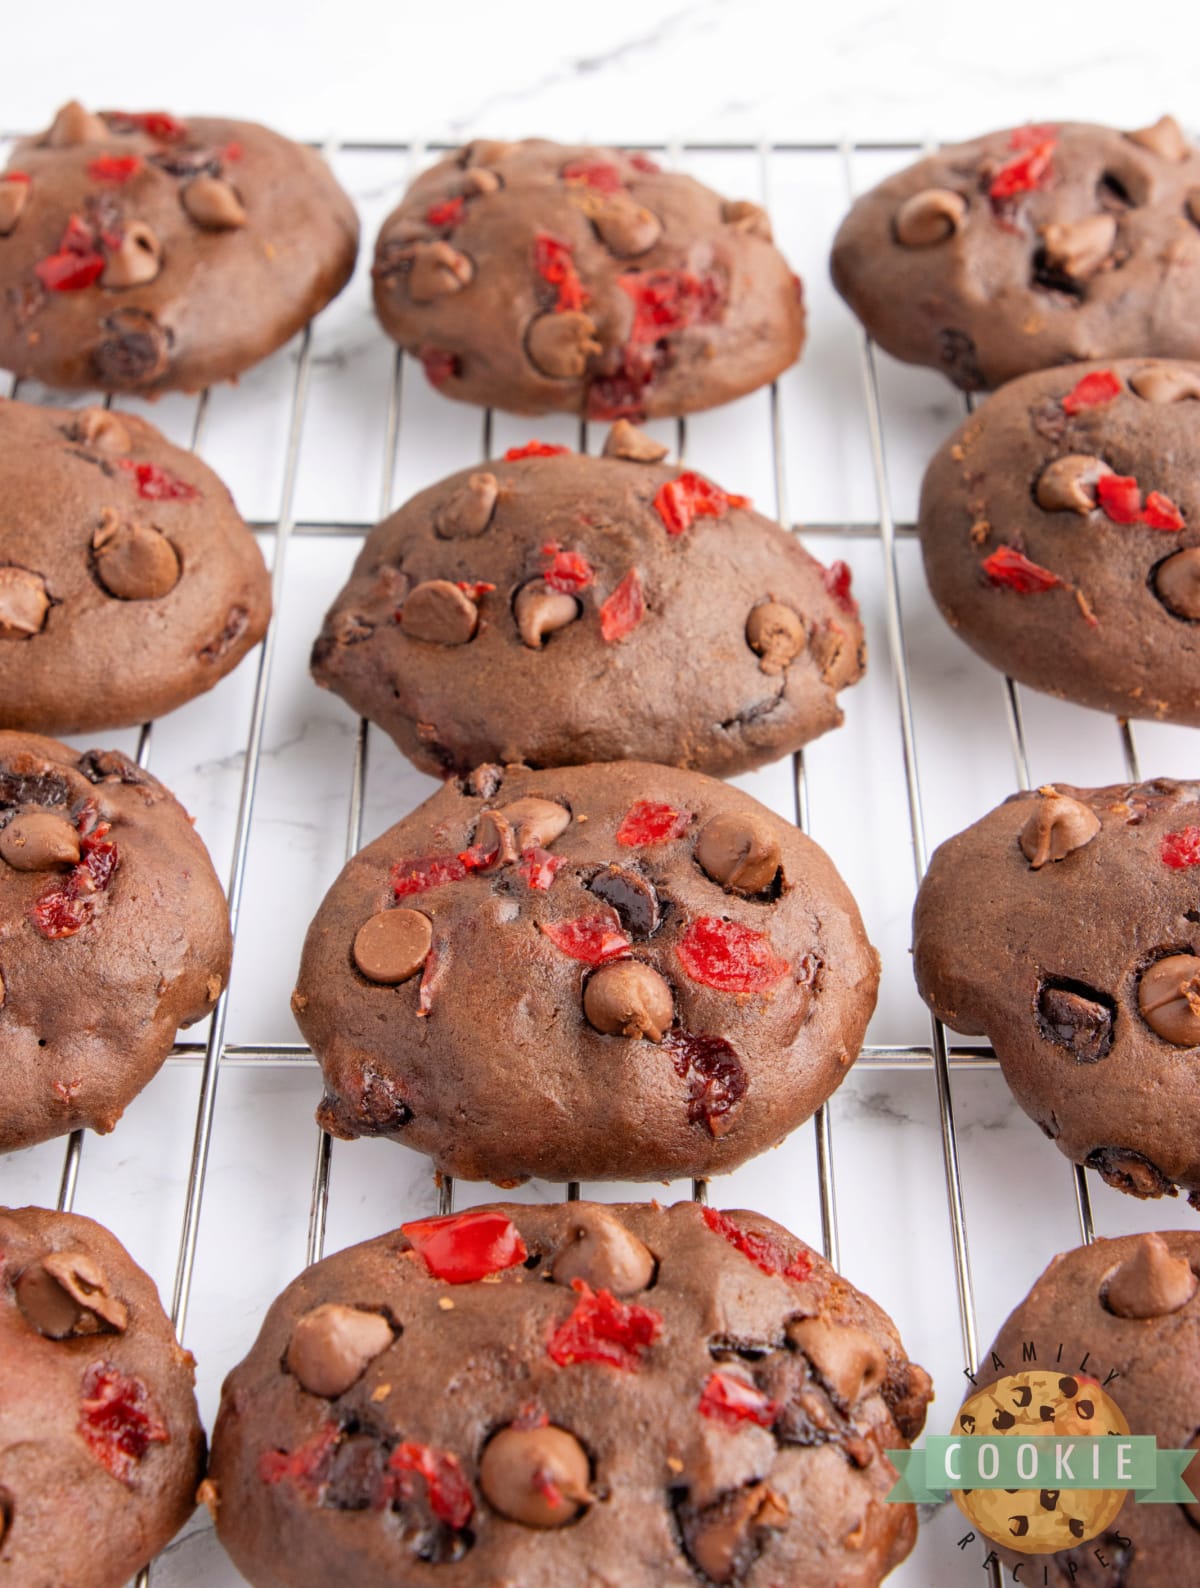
(44, 100), (108, 146)
(1139, 953), (1200, 1044)
(1130, 364), (1200, 403)
(1103, 1232), (1197, 1318)
(405, 240), (474, 302)
(0, 567), (49, 639)
(92, 512), (181, 601)
(551, 1206), (656, 1294)
(0, 177), (30, 237)
(745, 601), (805, 676)
(514, 580), (579, 648)
(696, 811), (781, 896)
(0, 810), (80, 871)
(1154, 548), (1200, 619)
(434, 472), (498, 539)
(1189, 190), (1200, 229)
(938, 327), (986, 390)
(1019, 790), (1101, 867)
(101, 222), (164, 290)
(1034, 454), (1114, 515)
(895, 188), (967, 247)
(459, 139), (512, 167)
(526, 310), (602, 379)
(461, 166), (501, 197)
(1085, 1145), (1176, 1198)
(1036, 983), (1114, 1063)
(1128, 114), (1191, 162)
(286, 1303), (394, 1398)
(721, 198), (773, 241)
(401, 580), (479, 645)
(1039, 214), (1117, 280)
(353, 908), (433, 985)
(787, 1317), (887, 1410)
(1009, 1516), (1030, 1537)
(490, 797), (571, 851)
(678, 1483), (790, 1586)
(587, 865), (660, 936)
(69, 407), (132, 454)
(198, 604), (249, 663)
(602, 419), (668, 462)
(180, 175), (246, 230)
(472, 810), (518, 867)
(993, 1409), (1016, 1430)
(325, 1432), (388, 1510)
(479, 1425), (590, 1528)
(592, 195), (662, 257)
(583, 960), (673, 1042)
(15, 1250), (128, 1338)
(91, 307), (172, 388)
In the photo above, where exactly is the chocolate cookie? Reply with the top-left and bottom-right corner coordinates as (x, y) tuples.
(831, 116), (1200, 390)
(372, 139), (803, 419)
(0, 100), (358, 392)
(970, 1231), (1200, 1584)
(208, 1199), (931, 1587)
(0, 731), (232, 1151)
(310, 427), (864, 778)
(0, 397), (270, 732)
(918, 359), (1200, 723)
(0, 1205), (205, 1587)
(292, 761), (879, 1184)
(912, 778), (1200, 1203)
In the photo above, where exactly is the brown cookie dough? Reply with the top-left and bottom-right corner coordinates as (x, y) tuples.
(0, 397), (270, 733)
(208, 1200), (931, 1587)
(971, 1231), (1200, 1585)
(292, 761), (879, 1184)
(372, 139), (803, 419)
(913, 778), (1200, 1203)
(0, 731), (232, 1151)
(0, 1205), (205, 1587)
(0, 101), (358, 392)
(831, 117), (1200, 390)
(918, 359), (1200, 723)
(310, 430), (864, 777)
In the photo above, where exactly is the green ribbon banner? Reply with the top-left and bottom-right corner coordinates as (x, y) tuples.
(886, 1436), (1197, 1505)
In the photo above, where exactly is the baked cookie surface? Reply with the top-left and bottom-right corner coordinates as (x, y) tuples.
(373, 139), (804, 418)
(0, 396), (270, 733)
(913, 778), (1200, 1203)
(293, 761), (879, 1184)
(311, 428), (863, 777)
(209, 1200), (931, 1588)
(0, 731), (232, 1151)
(831, 117), (1200, 390)
(0, 1205), (205, 1588)
(0, 100), (358, 392)
(971, 1231), (1200, 1585)
(918, 359), (1200, 723)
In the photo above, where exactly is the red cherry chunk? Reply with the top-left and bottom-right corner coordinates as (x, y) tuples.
(78, 1362), (169, 1483)
(87, 154), (142, 184)
(663, 1029), (748, 1135)
(540, 913), (631, 965)
(418, 346), (460, 388)
(388, 1441), (474, 1528)
(518, 847), (565, 890)
(260, 1422), (341, 1493)
(116, 458), (201, 501)
(547, 1279), (663, 1370)
(534, 231), (586, 313)
(1143, 491), (1185, 532)
(401, 1208), (528, 1284)
(1062, 369), (1122, 414)
(619, 268), (725, 344)
(392, 854), (471, 897)
(616, 799), (693, 846)
(701, 1205), (813, 1281)
(988, 136), (1055, 205)
(541, 541), (594, 593)
(108, 110), (189, 142)
(1095, 474), (1143, 525)
(425, 197), (465, 228)
(1162, 827), (1200, 869)
(562, 159), (624, 192)
(505, 441), (570, 462)
(676, 917), (789, 993)
(823, 559), (857, 615)
(599, 568), (646, 643)
(35, 214), (104, 291)
(699, 1370), (778, 1428)
(981, 546), (1063, 592)
(653, 472), (749, 536)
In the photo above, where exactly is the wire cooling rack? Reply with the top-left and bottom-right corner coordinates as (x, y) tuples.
(2, 136), (1195, 1587)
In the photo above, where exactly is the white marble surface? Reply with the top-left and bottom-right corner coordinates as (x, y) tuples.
(3, 13), (1200, 1586)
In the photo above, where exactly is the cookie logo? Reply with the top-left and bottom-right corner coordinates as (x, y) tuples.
(953, 1371), (1128, 1553)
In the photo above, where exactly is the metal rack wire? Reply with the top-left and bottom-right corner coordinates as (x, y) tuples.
(3, 133), (1161, 1585)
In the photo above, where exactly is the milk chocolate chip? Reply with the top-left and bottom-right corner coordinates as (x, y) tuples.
(514, 580), (578, 648)
(490, 797), (571, 851)
(551, 1206), (655, 1295)
(353, 908), (432, 985)
(895, 188), (966, 247)
(603, 419), (669, 463)
(787, 1316), (887, 1409)
(44, 100), (108, 147)
(592, 195), (662, 257)
(71, 407), (132, 454)
(181, 176), (247, 230)
(401, 580), (479, 645)
(1103, 1233), (1197, 1318)
(588, 865), (661, 937)
(434, 472), (498, 539)
(1019, 791), (1101, 868)
(0, 567), (49, 638)
(406, 241), (473, 302)
(287, 1303), (394, 1398)
(526, 311), (602, 379)
(721, 199), (773, 241)
(583, 960), (673, 1042)
(746, 601), (805, 675)
(101, 222), (164, 290)
(1129, 365), (1200, 403)
(696, 811), (781, 895)
(0, 177), (29, 236)
(1154, 548), (1200, 620)
(0, 811), (81, 871)
(1128, 114), (1190, 162)
(473, 809), (518, 867)
(680, 1483), (791, 1585)
(479, 1425), (591, 1528)
(1040, 214), (1117, 280)
(1139, 954), (1200, 1044)
(15, 1250), (128, 1338)
(93, 513), (181, 601)
(1035, 454), (1114, 514)
(461, 166), (501, 197)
